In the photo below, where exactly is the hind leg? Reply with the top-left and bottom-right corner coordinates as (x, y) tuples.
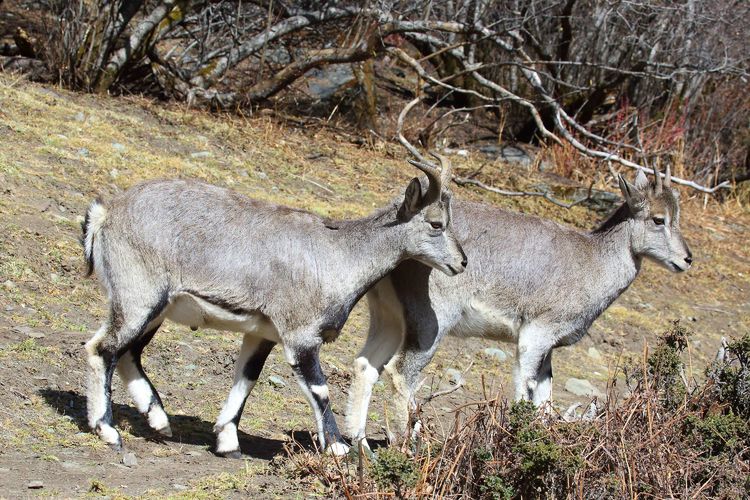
(85, 321), (122, 448)
(116, 322), (172, 437)
(86, 299), (166, 448)
(214, 334), (276, 458)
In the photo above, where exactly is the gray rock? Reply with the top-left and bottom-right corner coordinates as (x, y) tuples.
(564, 378), (603, 398)
(3, 280), (16, 290)
(500, 145), (532, 167)
(445, 368), (464, 386)
(0, 467), (10, 473)
(122, 452), (137, 467)
(190, 151), (212, 159)
(73, 111), (86, 122)
(109, 168), (119, 179)
(173, 484), (188, 491)
(27, 480), (44, 489)
(26, 331), (45, 339)
(483, 347), (508, 362)
(268, 375), (286, 388)
(77, 148), (90, 157)
(111, 142), (126, 153)
(255, 171), (268, 180)
(61, 461), (82, 470)
(185, 450), (201, 457)
(587, 347), (602, 361)
(306, 64), (355, 100)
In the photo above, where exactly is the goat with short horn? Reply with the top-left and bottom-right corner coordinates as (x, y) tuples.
(346, 168), (692, 446)
(81, 156), (465, 457)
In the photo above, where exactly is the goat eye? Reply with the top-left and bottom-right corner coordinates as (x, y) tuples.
(430, 222), (444, 230)
(652, 217), (665, 226)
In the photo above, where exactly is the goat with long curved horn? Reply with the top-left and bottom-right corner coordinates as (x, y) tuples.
(664, 164), (672, 188)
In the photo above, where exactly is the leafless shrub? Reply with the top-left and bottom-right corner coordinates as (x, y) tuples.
(297, 326), (750, 498)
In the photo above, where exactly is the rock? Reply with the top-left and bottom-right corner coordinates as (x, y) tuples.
(445, 368), (464, 386)
(173, 484), (188, 491)
(122, 452), (137, 467)
(61, 461), (82, 470)
(255, 171), (268, 180)
(73, 111), (85, 122)
(184, 364), (197, 371)
(268, 375), (286, 388)
(27, 480), (44, 489)
(109, 168), (119, 179)
(3, 280), (16, 290)
(0, 467), (10, 473)
(587, 347), (602, 361)
(185, 450), (201, 457)
(190, 151), (212, 159)
(77, 148), (90, 157)
(306, 64), (355, 100)
(483, 347), (508, 362)
(500, 145), (532, 167)
(564, 378), (603, 398)
(27, 331), (45, 339)
(111, 142), (126, 153)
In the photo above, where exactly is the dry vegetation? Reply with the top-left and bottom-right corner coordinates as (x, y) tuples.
(295, 324), (750, 499)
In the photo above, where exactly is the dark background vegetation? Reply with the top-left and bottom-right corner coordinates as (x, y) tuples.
(2, 0), (748, 194)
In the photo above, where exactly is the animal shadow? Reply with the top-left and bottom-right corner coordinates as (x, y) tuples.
(38, 389), (314, 460)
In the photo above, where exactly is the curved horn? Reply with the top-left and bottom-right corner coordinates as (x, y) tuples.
(429, 152), (453, 188)
(664, 164), (672, 188)
(406, 159), (442, 206)
(654, 163), (663, 193)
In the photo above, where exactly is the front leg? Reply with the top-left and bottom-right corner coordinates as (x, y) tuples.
(284, 342), (348, 456)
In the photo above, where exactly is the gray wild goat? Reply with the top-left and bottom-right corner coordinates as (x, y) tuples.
(81, 157), (466, 457)
(346, 167), (692, 445)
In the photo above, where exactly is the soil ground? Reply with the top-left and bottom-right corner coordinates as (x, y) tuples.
(0, 74), (748, 498)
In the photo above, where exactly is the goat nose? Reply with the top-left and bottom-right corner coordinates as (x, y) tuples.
(684, 256), (693, 265)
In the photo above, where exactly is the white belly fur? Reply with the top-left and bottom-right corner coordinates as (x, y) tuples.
(165, 293), (281, 343)
(450, 299), (520, 342)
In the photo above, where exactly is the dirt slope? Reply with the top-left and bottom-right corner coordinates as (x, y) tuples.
(0, 74), (748, 498)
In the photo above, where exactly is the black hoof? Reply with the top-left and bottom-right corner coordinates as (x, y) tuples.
(216, 449), (243, 459)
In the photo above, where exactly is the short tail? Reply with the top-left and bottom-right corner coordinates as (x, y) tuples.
(81, 199), (107, 277)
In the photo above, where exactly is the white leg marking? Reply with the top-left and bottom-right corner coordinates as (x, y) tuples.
(345, 357), (380, 440)
(97, 423), (121, 445)
(215, 422), (240, 454)
(215, 379), (255, 429)
(148, 406), (172, 436)
(327, 442), (350, 456)
(310, 384), (329, 400)
(85, 325), (109, 429)
(117, 353), (153, 413)
(294, 378), (326, 447)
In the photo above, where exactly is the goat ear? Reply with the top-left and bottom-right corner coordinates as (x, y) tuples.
(398, 177), (423, 220)
(634, 170), (650, 191)
(618, 174), (647, 214)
